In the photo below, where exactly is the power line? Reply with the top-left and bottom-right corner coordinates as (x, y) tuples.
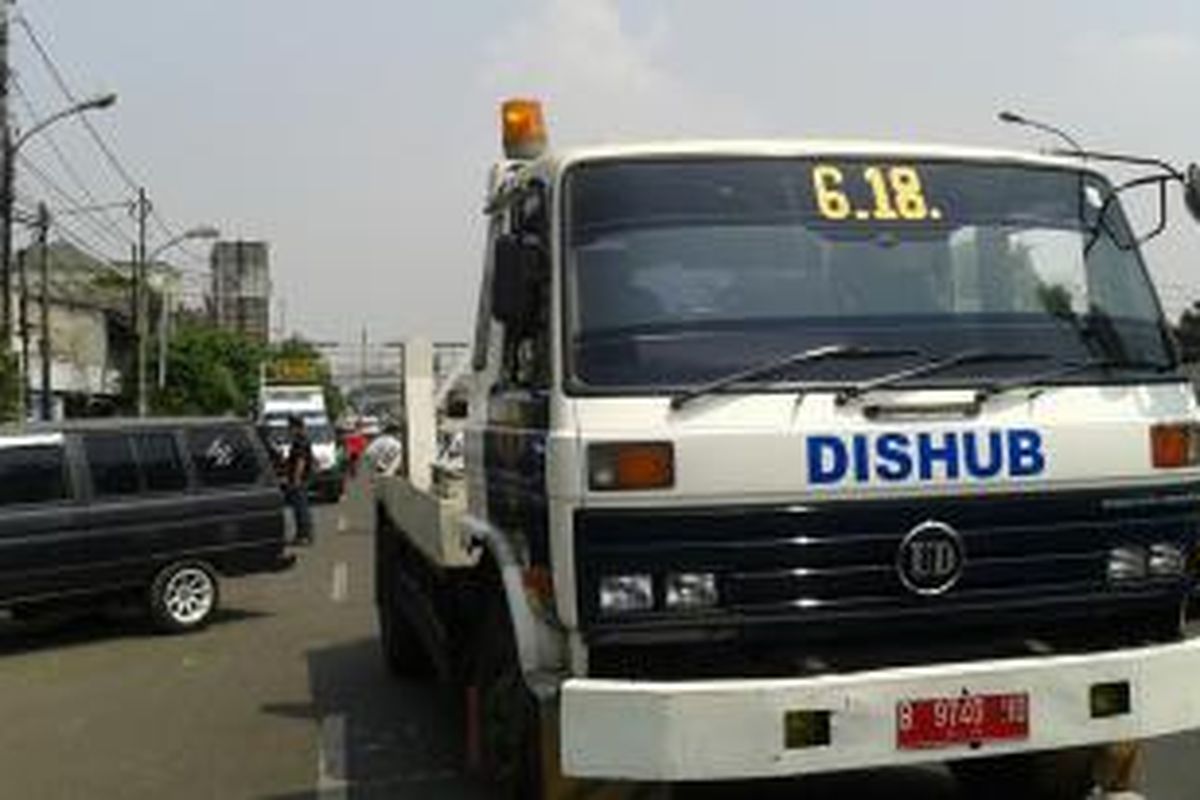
(14, 155), (127, 248)
(23, 212), (132, 287)
(10, 75), (135, 248)
(14, 14), (139, 190)
(16, 156), (133, 253)
(14, 12), (192, 253)
(42, 210), (126, 268)
(14, 191), (129, 278)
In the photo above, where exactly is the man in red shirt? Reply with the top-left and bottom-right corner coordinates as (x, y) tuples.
(344, 421), (367, 479)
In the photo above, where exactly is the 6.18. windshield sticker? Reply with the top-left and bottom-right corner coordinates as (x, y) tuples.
(811, 163), (944, 223)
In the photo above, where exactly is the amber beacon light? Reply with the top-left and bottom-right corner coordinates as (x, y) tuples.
(501, 98), (548, 160)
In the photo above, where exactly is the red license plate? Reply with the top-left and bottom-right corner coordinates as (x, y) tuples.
(896, 692), (1029, 750)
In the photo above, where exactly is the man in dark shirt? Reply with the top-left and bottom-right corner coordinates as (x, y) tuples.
(285, 415), (315, 545)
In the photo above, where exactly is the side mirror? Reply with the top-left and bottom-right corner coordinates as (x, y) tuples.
(491, 234), (543, 326)
(1185, 164), (1200, 223)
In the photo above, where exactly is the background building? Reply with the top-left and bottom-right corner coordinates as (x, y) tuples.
(211, 240), (270, 343)
(11, 241), (152, 419)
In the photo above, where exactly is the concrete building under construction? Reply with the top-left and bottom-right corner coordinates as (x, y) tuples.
(210, 240), (270, 343)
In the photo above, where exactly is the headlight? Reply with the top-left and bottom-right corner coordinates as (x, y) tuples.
(665, 572), (718, 611)
(1149, 543), (1187, 577)
(1107, 546), (1147, 583)
(599, 574), (654, 615)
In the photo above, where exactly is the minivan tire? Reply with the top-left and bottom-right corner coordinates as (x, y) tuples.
(149, 561), (220, 633)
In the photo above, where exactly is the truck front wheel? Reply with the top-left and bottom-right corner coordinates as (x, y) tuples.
(949, 747), (1098, 800)
(376, 532), (435, 680)
(379, 595), (434, 679)
(474, 590), (544, 799)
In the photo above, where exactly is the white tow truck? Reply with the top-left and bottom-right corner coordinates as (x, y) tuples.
(374, 99), (1200, 798)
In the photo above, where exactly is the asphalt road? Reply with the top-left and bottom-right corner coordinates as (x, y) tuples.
(0, 495), (1193, 799)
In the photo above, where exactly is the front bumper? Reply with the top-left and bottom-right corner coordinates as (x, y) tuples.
(560, 635), (1200, 781)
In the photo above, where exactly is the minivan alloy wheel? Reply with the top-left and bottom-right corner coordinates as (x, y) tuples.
(164, 567), (215, 625)
(150, 561), (220, 632)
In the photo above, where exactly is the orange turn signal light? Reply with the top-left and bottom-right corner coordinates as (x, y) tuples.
(501, 98), (548, 160)
(589, 442), (675, 491)
(1151, 423), (1200, 468)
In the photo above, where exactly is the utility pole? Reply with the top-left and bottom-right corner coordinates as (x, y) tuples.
(156, 284), (168, 391)
(0, 0), (13, 343)
(134, 187), (149, 416)
(128, 242), (136, 394)
(16, 244), (25, 416)
(36, 202), (49, 421)
(157, 280), (169, 390)
(235, 239), (244, 336)
(357, 326), (367, 412)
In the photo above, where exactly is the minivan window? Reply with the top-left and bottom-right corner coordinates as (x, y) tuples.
(187, 426), (263, 487)
(135, 432), (188, 492)
(84, 433), (140, 497)
(0, 442), (67, 505)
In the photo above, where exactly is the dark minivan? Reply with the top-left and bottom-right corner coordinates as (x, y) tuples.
(0, 418), (290, 632)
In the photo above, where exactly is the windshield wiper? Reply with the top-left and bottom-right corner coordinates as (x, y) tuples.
(975, 358), (1175, 403)
(670, 344), (921, 410)
(834, 349), (1051, 406)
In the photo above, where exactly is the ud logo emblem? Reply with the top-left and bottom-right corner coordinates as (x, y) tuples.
(897, 520), (964, 595)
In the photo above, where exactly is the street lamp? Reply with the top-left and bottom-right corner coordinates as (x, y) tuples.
(1, 91), (118, 412)
(148, 225), (220, 262)
(12, 92), (117, 154)
(146, 225), (220, 397)
(997, 109), (1085, 154)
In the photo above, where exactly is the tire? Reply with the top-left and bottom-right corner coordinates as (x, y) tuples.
(950, 748), (1097, 800)
(379, 591), (436, 680)
(149, 561), (220, 633)
(474, 588), (544, 800)
(376, 534), (436, 680)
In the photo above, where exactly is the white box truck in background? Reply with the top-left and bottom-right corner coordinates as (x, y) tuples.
(258, 384), (342, 502)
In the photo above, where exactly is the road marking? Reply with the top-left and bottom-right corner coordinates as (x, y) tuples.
(331, 562), (349, 603)
(337, 514), (348, 533)
(318, 714), (349, 798)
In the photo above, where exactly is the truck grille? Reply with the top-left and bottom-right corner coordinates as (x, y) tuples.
(574, 485), (1200, 641)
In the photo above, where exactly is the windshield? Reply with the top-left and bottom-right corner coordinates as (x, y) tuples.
(262, 417), (334, 445)
(564, 158), (1173, 391)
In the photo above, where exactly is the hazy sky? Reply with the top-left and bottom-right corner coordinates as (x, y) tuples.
(13, 0), (1200, 344)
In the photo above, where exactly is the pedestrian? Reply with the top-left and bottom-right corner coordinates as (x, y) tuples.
(364, 423), (405, 476)
(284, 414), (315, 545)
(345, 421), (367, 479)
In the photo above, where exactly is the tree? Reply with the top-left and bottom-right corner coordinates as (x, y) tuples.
(152, 325), (265, 417)
(0, 351), (19, 422)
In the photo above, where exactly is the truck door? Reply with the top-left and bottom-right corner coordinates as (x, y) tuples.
(484, 182), (552, 568)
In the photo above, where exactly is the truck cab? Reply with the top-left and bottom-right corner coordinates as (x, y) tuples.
(375, 100), (1200, 798)
(258, 384), (342, 501)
